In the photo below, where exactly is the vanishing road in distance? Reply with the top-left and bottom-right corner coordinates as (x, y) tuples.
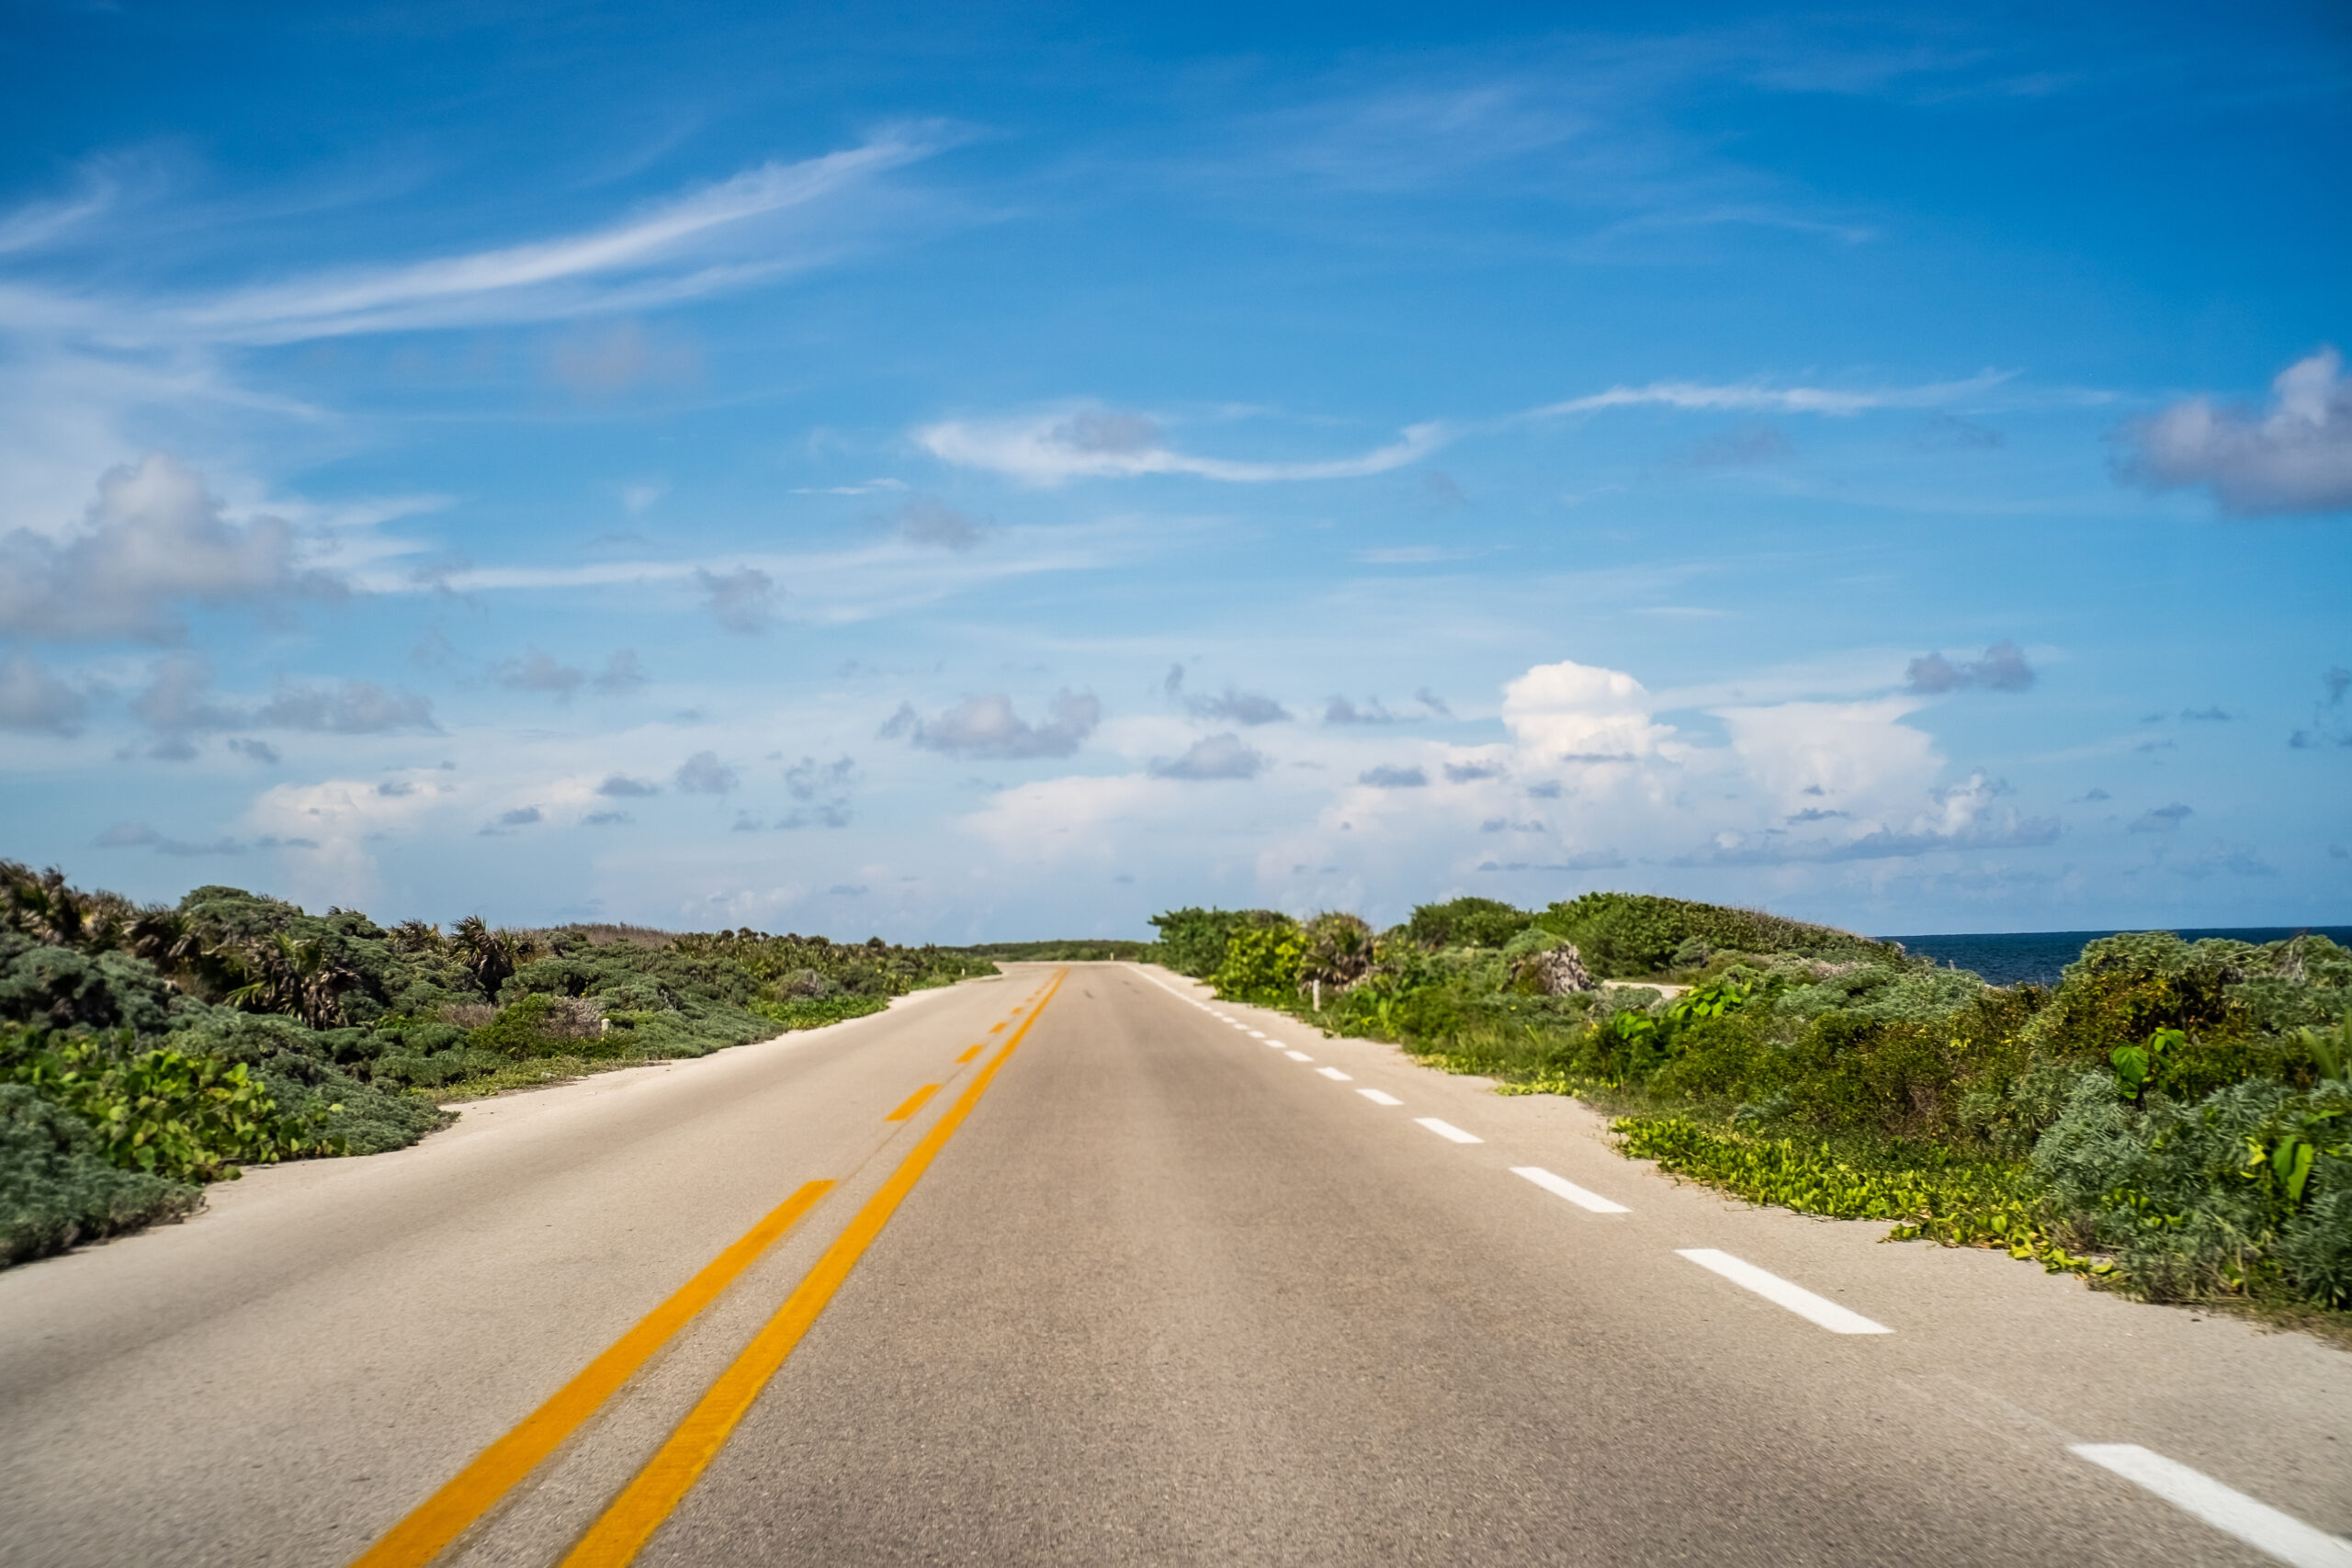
(4, 964), (2348, 1567)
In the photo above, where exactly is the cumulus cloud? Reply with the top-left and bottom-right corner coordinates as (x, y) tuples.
(131, 653), (237, 736)
(1443, 761), (1502, 782)
(1414, 687), (1453, 717)
(917, 405), (1448, 485)
(254, 680), (437, 734)
(124, 653), (435, 741)
(1189, 687), (1290, 726)
(0, 455), (341, 641)
(894, 495), (984, 550)
(1500, 660), (1675, 763)
(1149, 733), (1266, 781)
(0, 651), (87, 734)
(1905, 640), (2034, 694)
(583, 809), (633, 826)
(597, 773), (659, 797)
(2120, 347), (2352, 515)
(227, 738), (278, 763)
(674, 750), (739, 794)
(497, 807), (542, 827)
(2130, 802), (2193, 833)
(1677, 773), (2058, 865)
(594, 649), (647, 690)
(698, 566), (776, 634)
(495, 647), (585, 695)
(1359, 764), (1429, 788)
(780, 753), (856, 828)
(1323, 694), (1396, 725)
(882, 690), (1101, 760)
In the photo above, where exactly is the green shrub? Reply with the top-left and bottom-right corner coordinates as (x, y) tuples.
(1, 1027), (326, 1181)
(2033, 1074), (2352, 1304)
(1402, 897), (1532, 951)
(1534, 893), (1899, 978)
(1150, 908), (1290, 977)
(1213, 921), (1304, 1004)
(0, 1084), (202, 1266)
(1617, 1114), (2041, 1230)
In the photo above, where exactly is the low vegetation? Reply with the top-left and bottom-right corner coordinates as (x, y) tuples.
(1156, 893), (2352, 1325)
(0, 863), (993, 1266)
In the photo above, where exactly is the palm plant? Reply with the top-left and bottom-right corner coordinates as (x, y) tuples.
(223, 932), (357, 1029)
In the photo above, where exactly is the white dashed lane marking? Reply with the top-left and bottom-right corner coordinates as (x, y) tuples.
(1316, 1066), (1352, 1081)
(1357, 1089), (1403, 1107)
(1414, 1117), (1482, 1145)
(2069, 1446), (2352, 1568)
(1675, 1249), (1890, 1335)
(1511, 1166), (1630, 1213)
(1284, 1050), (1314, 1062)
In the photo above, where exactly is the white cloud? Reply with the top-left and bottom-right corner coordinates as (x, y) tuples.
(697, 565), (776, 634)
(170, 133), (946, 344)
(0, 651), (87, 734)
(1499, 660), (1678, 763)
(242, 774), (443, 908)
(884, 690), (1102, 760)
(2120, 347), (2352, 516)
(1906, 639), (2033, 694)
(675, 750), (740, 794)
(495, 647), (587, 695)
(915, 370), (2007, 490)
(1526, 369), (2011, 421)
(1149, 732), (1265, 780)
(252, 680), (437, 734)
(917, 405), (1449, 485)
(0, 453), (339, 640)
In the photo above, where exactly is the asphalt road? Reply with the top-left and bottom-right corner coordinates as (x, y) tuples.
(2, 962), (2347, 1568)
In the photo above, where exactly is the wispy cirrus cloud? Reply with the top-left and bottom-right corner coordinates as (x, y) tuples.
(74, 131), (952, 346)
(919, 371), (2018, 487)
(917, 405), (1448, 486)
(1525, 368), (2013, 421)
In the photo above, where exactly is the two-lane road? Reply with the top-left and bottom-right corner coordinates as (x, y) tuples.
(3, 964), (2346, 1567)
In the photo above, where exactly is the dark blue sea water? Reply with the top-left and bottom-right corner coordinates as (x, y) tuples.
(1880, 927), (2352, 987)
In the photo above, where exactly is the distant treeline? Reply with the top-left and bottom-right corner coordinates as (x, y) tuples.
(944, 939), (1159, 963)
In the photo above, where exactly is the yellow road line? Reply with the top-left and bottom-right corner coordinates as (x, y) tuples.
(884, 1083), (941, 1122)
(987, 1021), (1006, 1032)
(348, 1179), (834, 1568)
(955, 1044), (982, 1063)
(559, 968), (1069, 1568)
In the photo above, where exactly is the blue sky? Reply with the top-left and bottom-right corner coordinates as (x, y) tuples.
(2, 1), (2347, 941)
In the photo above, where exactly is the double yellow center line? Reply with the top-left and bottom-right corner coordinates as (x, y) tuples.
(353, 970), (1066, 1568)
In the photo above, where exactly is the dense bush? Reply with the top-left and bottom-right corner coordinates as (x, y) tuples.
(0, 862), (996, 1266)
(1403, 897), (1533, 951)
(1533, 892), (1904, 979)
(0, 1084), (200, 1267)
(1149, 908), (1290, 978)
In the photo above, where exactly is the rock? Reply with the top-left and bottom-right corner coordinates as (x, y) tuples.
(1522, 942), (1595, 996)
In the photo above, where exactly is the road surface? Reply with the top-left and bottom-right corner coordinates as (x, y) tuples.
(2, 963), (2346, 1567)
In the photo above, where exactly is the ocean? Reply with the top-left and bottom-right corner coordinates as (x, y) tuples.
(1880, 926), (2352, 987)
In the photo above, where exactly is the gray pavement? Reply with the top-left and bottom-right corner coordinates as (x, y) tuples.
(2, 962), (2346, 1567)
